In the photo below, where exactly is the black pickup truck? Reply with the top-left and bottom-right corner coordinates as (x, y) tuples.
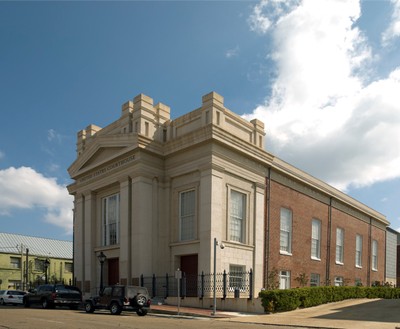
(23, 284), (82, 309)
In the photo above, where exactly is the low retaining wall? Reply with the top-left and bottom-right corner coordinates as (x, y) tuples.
(161, 297), (264, 314)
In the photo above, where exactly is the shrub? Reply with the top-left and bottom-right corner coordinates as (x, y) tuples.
(259, 286), (400, 313)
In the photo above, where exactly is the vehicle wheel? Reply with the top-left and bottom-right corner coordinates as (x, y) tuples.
(41, 298), (49, 309)
(110, 302), (122, 315)
(23, 298), (30, 308)
(136, 308), (148, 316)
(84, 302), (95, 313)
(134, 294), (147, 307)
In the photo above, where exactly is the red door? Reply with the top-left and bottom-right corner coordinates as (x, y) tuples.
(180, 255), (198, 297)
(107, 258), (119, 285)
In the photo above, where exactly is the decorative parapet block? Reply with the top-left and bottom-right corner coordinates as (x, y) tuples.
(133, 93), (154, 112)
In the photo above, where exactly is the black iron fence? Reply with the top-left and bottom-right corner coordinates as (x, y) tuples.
(140, 269), (253, 300)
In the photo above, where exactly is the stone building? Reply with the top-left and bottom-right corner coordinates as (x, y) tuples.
(68, 92), (389, 312)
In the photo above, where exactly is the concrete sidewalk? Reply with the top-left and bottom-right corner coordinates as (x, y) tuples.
(151, 299), (400, 328)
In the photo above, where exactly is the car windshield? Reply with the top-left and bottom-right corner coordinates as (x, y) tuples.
(9, 291), (25, 295)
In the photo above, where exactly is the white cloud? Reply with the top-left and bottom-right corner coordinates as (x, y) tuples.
(0, 167), (73, 234)
(226, 46), (240, 58)
(382, 0), (400, 45)
(245, 0), (400, 191)
(47, 128), (63, 143)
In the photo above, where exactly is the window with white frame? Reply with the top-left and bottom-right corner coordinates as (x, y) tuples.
(229, 264), (246, 290)
(280, 208), (292, 254)
(372, 240), (378, 271)
(102, 193), (120, 246)
(311, 219), (321, 259)
(229, 190), (246, 243)
(310, 273), (320, 287)
(335, 228), (344, 264)
(179, 189), (196, 241)
(334, 276), (343, 286)
(355, 234), (363, 268)
(279, 270), (291, 289)
(10, 257), (21, 269)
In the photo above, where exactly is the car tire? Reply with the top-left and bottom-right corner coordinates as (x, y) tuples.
(84, 301), (95, 313)
(23, 298), (30, 308)
(41, 298), (50, 309)
(110, 302), (122, 315)
(136, 308), (148, 316)
(134, 294), (147, 307)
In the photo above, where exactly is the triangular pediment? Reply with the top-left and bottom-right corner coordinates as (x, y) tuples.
(81, 147), (125, 169)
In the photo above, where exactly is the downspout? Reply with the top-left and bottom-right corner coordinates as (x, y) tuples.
(367, 217), (372, 286)
(265, 168), (271, 288)
(326, 197), (332, 286)
(384, 229), (387, 284)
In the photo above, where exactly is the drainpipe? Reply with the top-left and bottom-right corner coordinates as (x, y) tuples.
(326, 197), (332, 285)
(265, 168), (271, 288)
(367, 217), (372, 286)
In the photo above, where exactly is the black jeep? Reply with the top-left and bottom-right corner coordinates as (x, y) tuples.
(84, 285), (150, 316)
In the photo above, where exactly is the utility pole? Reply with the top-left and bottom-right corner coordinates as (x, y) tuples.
(20, 243), (24, 290)
(25, 248), (29, 290)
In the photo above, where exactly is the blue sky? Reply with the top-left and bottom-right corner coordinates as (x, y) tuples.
(0, 0), (399, 241)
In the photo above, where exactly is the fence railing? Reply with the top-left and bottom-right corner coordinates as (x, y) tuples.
(140, 269), (253, 300)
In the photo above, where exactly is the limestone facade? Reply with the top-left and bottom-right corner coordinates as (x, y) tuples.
(68, 91), (389, 310)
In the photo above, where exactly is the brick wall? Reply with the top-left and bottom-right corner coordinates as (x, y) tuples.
(265, 179), (386, 288)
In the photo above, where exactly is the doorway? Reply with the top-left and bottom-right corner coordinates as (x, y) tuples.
(107, 258), (119, 285)
(180, 254), (198, 297)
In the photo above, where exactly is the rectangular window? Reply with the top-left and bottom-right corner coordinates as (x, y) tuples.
(280, 208), (292, 254)
(229, 265), (246, 290)
(35, 259), (45, 272)
(279, 270), (291, 289)
(334, 276), (343, 286)
(179, 190), (195, 241)
(372, 240), (378, 271)
(336, 228), (344, 264)
(310, 273), (320, 287)
(230, 190), (246, 243)
(311, 219), (321, 259)
(65, 262), (73, 273)
(10, 257), (21, 269)
(102, 193), (120, 246)
(355, 234), (363, 268)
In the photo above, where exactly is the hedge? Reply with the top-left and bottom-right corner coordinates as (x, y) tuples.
(259, 286), (400, 313)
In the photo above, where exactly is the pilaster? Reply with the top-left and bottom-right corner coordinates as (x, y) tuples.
(119, 178), (131, 285)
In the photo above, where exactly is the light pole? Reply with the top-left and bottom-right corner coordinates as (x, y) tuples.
(43, 258), (50, 284)
(97, 252), (106, 294)
(211, 237), (224, 316)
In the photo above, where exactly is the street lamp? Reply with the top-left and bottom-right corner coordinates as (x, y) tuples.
(43, 258), (50, 284)
(211, 237), (224, 316)
(97, 251), (106, 294)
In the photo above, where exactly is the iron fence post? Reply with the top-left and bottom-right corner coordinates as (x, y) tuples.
(248, 268), (253, 300)
(222, 270), (227, 300)
(165, 273), (169, 298)
(152, 273), (156, 298)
